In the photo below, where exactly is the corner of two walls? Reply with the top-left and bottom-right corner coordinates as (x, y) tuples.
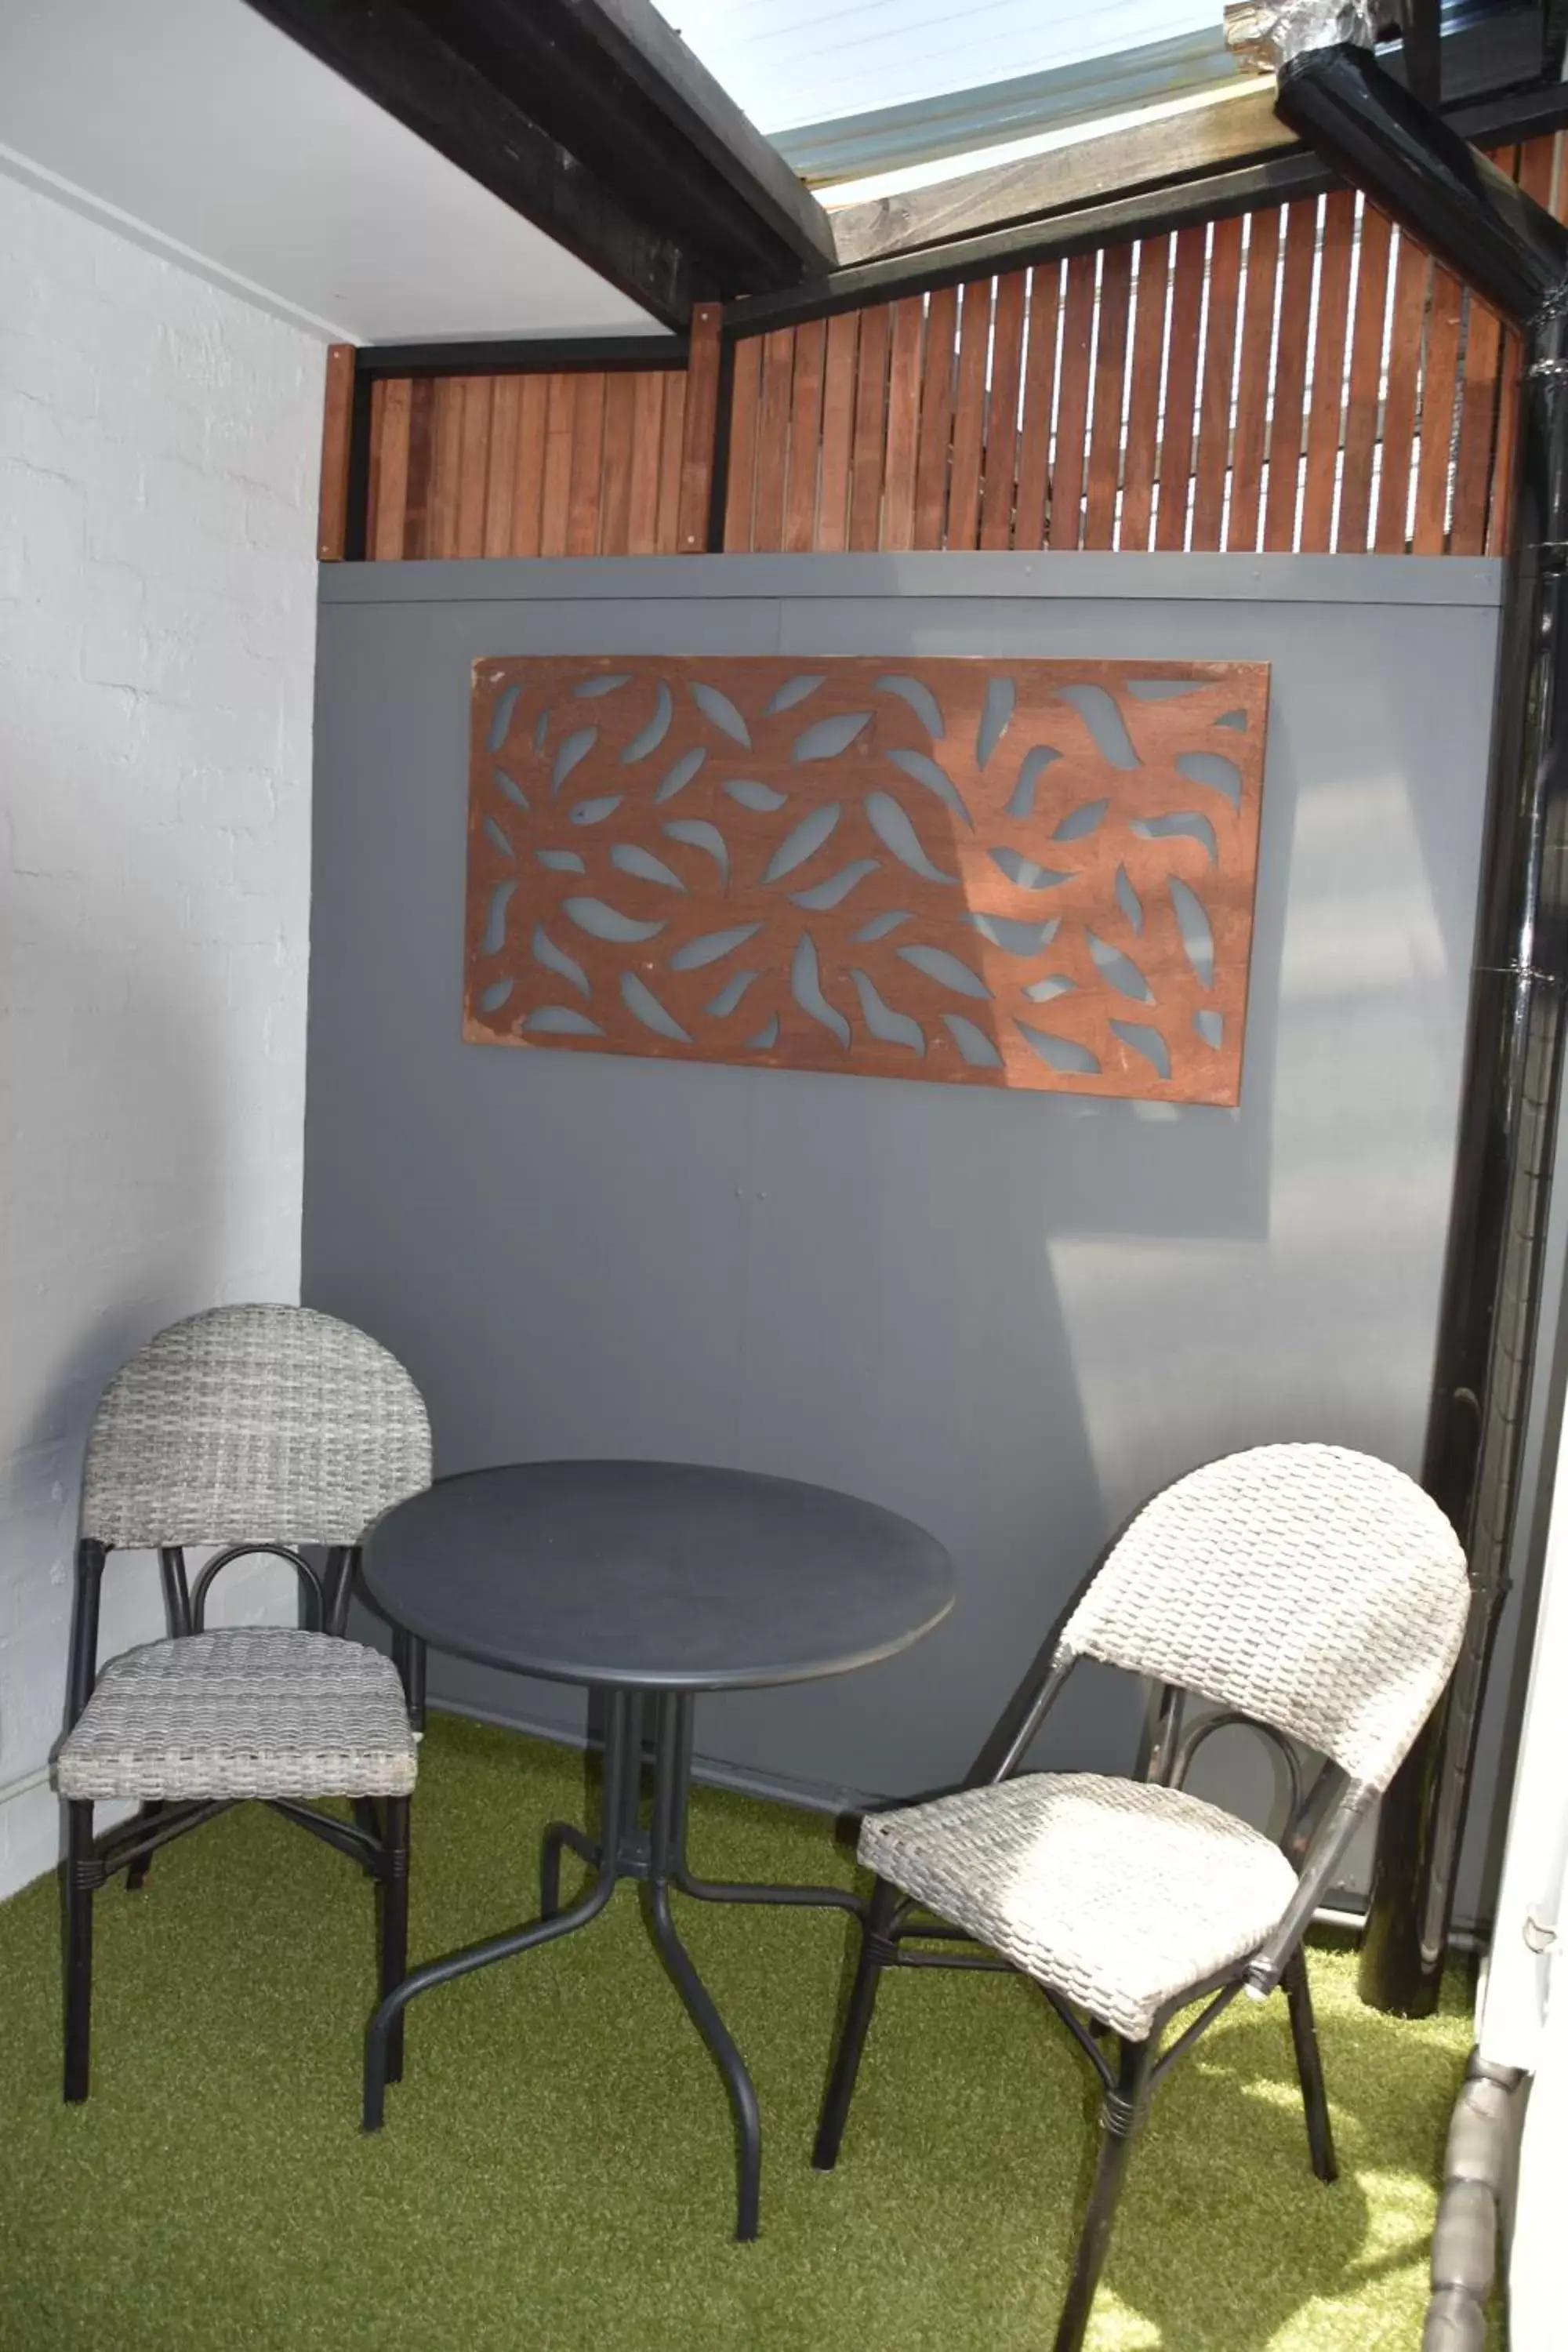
(0, 172), (325, 1897)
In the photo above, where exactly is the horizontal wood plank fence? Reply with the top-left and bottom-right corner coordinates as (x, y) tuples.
(347, 133), (1566, 564)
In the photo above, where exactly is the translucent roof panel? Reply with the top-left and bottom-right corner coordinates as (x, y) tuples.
(661, 1), (1221, 140)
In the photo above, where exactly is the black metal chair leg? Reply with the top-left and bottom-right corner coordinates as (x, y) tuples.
(64, 1801), (95, 2103)
(1283, 1950), (1338, 2183)
(124, 1800), (165, 1891)
(812, 1874), (900, 2170)
(1052, 2037), (1152, 2352)
(353, 1796), (384, 1870)
(379, 1795), (411, 2085)
(392, 1626), (426, 1732)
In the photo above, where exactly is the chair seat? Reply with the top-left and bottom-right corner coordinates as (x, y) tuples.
(860, 1773), (1298, 2041)
(56, 1629), (418, 1802)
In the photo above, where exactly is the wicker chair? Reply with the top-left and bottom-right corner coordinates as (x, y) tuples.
(53, 1304), (432, 2104)
(812, 1444), (1471, 2352)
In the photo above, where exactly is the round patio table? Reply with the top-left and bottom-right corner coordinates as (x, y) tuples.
(359, 1459), (956, 2238)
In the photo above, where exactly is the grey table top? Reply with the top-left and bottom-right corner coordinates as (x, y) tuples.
(362, 1459), (956, 1691)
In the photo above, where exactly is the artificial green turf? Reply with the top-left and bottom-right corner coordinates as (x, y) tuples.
(0, 1715), (1479, 2351)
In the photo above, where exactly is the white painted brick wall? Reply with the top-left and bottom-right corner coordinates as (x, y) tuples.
(0, 174), (324, 1896)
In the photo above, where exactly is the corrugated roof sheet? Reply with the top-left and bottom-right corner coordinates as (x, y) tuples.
(661, 0), (1218, 140)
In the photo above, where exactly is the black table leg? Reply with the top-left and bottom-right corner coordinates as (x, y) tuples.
(362, 1688), (636, 2129)
(664, 1692), (864, 1918)
(645, 1693), (762, 2241)
(364, 1682), (851, 2241)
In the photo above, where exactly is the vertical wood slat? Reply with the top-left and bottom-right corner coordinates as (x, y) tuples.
(1487, 325), (1523, 556)
(1189, 216), (1242, 552)
(626, 374), (666, 557)
(677, 303), (724, 552)
(1374, 230), (1431, 553)
(655, 372), (687, 553)
(753, 331), (795, 550)
(539, 375), (575, 557)
(512, 375), (549, 558)
(724, 337), (762, 552)
(1156, 226), (1206, 552)
(429, 378), (465, 557)
(982, 270), (1027, 550)
(882, 298), (924, 550)
(366, 379), (384, 554)
(1412, 267), (1464, 554)
(403, 378), (436, 557)
(599, 372), (638, 555)
(818, 313), (859, 553)
(1014, 263), (1061, 550)
(566, 373), (605, 557)
(1263, 199), (1318, 551)
(947, 277), (993, 550)
(318, 342), (356, 560)
(849, 305), (891, 550)
(482, 377), (520, 557)
(1083, 240), (1132, 550)
(1120, 235), (1172, 551)
(1338, 203), (1392, 552)
(1450, 292), (1504, 557)
(783, 317), (826, 552)
(371, 377), (412, 560)
(455, 377), (492, 557)
(1051, 252), (1097, 549)
(913, 285), (958, 549)
(1298, 191), (1356, 554)
(1226, 209), (1280, 552)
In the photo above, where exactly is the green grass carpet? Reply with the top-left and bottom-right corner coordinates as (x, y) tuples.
(0, 1715), (1479, 2351)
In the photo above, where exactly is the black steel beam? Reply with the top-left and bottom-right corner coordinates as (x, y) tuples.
(241, 0), (691, 325)
(409, 0), (834, 278)
(727, 73), (1568, 335)
(240, 0), (833, 321)
(354, 333), (688, 380)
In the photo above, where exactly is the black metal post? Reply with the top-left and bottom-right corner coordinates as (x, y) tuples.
(1274, 39), (1568, 2012)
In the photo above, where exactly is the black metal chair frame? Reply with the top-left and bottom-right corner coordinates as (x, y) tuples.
(812, 1615), (1375, 2352)
(61, 1535), (424, 2104)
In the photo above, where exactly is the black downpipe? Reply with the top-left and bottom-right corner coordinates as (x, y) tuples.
(1274, 42), (1568, 2013)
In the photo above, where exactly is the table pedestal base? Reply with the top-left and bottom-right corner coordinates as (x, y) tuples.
(362, 1687), (862, 2240)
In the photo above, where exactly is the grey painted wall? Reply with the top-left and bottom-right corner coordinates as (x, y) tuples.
(305, 551), (1515, 1919)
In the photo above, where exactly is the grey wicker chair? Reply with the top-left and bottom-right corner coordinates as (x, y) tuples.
(53, 1304), (432, 2105)
(813, 1443), (1470, 2352)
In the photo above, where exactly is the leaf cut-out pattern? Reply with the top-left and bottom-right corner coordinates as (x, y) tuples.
(466, 656), (1269, 1102)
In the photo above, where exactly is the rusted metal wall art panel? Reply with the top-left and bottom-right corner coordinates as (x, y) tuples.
(465, 657), (1269, 1102)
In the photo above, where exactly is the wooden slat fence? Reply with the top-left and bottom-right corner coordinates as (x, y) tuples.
(354, 134), (1567, 564)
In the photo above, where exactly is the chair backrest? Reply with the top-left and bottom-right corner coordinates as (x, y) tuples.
(80, 1305), (432, 1549)
(1060, 1443), (1469, 1791)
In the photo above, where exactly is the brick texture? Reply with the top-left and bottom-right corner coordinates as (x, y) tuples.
(0, 175), (325, 1893)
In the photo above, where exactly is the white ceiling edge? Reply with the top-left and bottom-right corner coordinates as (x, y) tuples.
(0, 0), (666, 346)
(0, 139), (347, 340)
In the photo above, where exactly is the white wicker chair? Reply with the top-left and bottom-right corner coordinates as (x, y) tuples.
(53, 1304), (432, 2105)
(812, 1443), (1471, 2352)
